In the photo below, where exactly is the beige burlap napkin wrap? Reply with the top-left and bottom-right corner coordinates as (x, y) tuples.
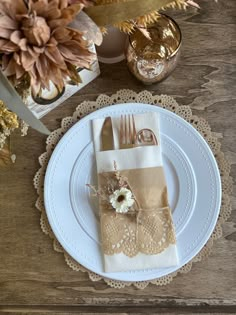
(92, 113), (179, 272)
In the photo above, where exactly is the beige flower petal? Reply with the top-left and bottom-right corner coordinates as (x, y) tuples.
(48, 3), (82, 29)
(45, 7), (62, 20)
(59, 45), (93, 68)
(33, 46), (45, 54)
(9, 0), (27, 15)
(10, 30), (23, 45)
(28, 0), (48, 16)
(63, 3), (83, 18)
(13, 52), (21, 64)
(39, 56), (65, 90)
(60, 39), (94, 61)
(59, 0), (70, 10)
(44, 46), (67, 69)
(14, 63), (25, 79)
(13, 52), (26, 80)
(33, 52), (69, 94)
(18, 38), (28, 51)
(29, 66), (42, 96)
(0, 0), (27, 20)
(34, 58), (51, 91)
(0, 39), (18, 53)
(46, 37), (58, 47)
(2, 57), (24, 79)
(35, 55), (48, 79)
(50, 67), (65, 90)
(0, 28), (12, 40)
(27, 46), (40, 59)
(0, 15), (18, 30)
(21, 51), (37, 71)
(37, 60), (64, 91)
(30, 0), (61, 20)
(2, 58), (16, 76)
(58, 44), (81, 62)
(52, 27), (72, 43)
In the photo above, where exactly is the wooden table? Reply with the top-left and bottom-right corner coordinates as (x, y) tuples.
(0, 1), (235, 314)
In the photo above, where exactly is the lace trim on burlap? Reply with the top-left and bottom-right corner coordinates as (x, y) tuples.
(33, 89), (233, 289)
(101, 207), (176, 257)
(98, 167), (176, 257)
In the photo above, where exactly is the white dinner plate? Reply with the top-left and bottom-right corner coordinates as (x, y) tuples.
(44, 103), (221, 282)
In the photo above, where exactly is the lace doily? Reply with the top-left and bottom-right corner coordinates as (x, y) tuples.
(98, 168), (176, 258)
(33, 90), (233, 289)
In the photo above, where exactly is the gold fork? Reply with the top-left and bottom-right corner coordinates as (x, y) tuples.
(119, 114), (137, 149)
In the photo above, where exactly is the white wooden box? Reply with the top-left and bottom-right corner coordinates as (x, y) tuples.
(27, 52), (100, 118)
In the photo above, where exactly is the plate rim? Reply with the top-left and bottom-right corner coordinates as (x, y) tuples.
(44, 103), (222, 281)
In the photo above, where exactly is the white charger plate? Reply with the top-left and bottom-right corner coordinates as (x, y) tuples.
(44, 103), (221, 282)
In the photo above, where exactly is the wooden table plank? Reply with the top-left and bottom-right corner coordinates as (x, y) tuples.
(0, 0), (235, 313)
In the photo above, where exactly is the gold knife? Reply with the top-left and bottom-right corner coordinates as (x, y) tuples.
(101, 117), (114, 151)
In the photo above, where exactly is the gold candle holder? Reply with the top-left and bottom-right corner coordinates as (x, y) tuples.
(125, 14), (182, 84)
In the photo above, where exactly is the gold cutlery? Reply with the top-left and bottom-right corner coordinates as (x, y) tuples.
(136, 128), (158, 146)
(102, 115), (158, 151)
(119, 114), (137, 149)
(119, 114), (158, 148)
(101, 117), (114, 151)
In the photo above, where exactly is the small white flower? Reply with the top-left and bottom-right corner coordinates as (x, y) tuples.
(109, 187), (135, 213)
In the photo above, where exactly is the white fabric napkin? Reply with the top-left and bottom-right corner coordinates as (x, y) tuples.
(92, 112), (179, 273)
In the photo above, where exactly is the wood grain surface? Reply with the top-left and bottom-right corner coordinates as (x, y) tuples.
(0, 0), (235, 314)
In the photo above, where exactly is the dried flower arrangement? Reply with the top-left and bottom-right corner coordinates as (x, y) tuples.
(0, 100), (19, 151)
(0, 100), (28, 164)
(0, 0), (216, 159)
(0, 0), (99, 157)
(87, 161), (138, 214)
(0, 0), (96, 97)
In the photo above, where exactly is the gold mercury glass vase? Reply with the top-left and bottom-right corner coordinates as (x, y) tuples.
(125, 14), (182, 84)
